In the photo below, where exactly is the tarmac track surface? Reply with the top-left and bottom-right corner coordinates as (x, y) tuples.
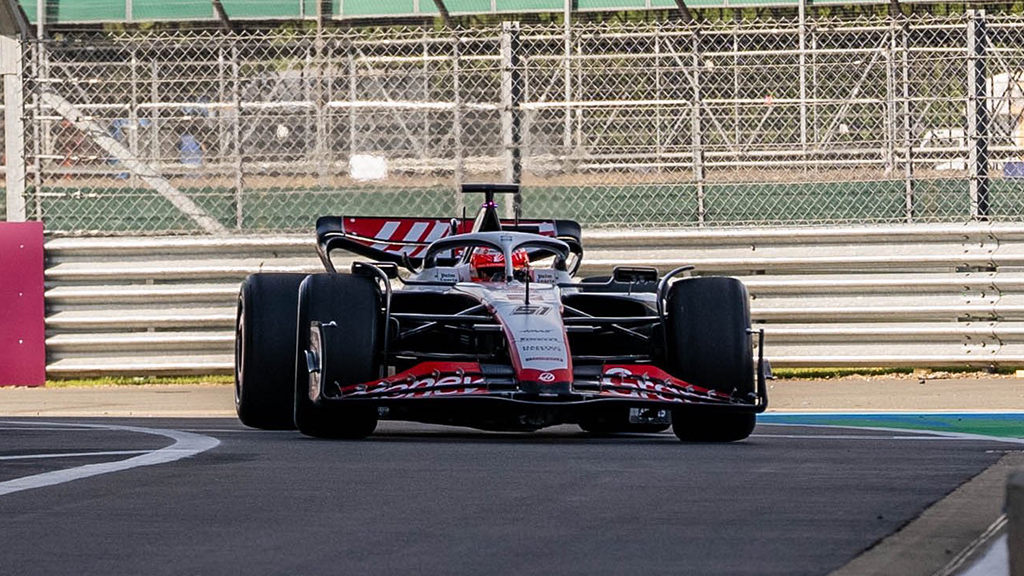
(0, 418), (1009, 576)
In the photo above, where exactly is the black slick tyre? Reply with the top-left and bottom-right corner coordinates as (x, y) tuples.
(664, 276), (756, 442)
(235, 273), (308, 430)
(294, 273), (381, 439)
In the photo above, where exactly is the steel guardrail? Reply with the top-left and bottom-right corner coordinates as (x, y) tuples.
(42, 224), (1024, 376)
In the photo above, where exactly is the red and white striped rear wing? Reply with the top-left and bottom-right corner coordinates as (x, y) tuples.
(315, 215), (582, 271)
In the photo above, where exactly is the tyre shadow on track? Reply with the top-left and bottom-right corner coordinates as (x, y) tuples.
(297, 425), (774, 445)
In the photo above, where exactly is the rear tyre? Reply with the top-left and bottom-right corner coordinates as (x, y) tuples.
(664, 276), (756, 442)
(235, 273), (307, 430)
(294, 273), (381, 439)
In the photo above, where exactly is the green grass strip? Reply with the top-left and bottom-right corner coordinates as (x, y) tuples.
(44, 375), (234, 388)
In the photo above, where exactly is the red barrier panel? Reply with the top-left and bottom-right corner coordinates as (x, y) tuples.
(0, 222), (45, 387)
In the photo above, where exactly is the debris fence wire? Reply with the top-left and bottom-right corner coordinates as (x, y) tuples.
(8, 12), (1024, 233)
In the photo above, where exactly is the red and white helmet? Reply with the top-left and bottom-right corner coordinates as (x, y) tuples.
(470, 248), (529, 281)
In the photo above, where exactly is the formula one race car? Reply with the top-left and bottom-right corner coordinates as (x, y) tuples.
(234, 184), (768, 441)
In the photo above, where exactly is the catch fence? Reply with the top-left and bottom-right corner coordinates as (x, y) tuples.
(3, 11), (1024, 233)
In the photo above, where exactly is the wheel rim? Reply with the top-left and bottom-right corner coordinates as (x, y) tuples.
(234, 298), (245, 407)
(307, 323), (322, 402)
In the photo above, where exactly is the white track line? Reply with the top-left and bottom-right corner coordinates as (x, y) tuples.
(0, 426), (110, 431)
(0, 421), (220, 497)
(959, 534), (1009, 576)
(180, 428), (267, 433)
(759, 422), (1024, 446)
(752, 433), (986, 441)
(0, 450), (151, 461)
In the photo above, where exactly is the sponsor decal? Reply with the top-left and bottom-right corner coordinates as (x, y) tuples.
(598, 365), (732, 403)
(601, 381), (680, 402)
(538, 372), (556, 382)
(365, 374), (483, 392)
(533, 270), (559, 283)
(520, 345), (563, 352)
(342, 362), (490, 399)
(524, 356), (564, 362)
(512, 305), (551, 316)
(599, 389), (685, 403)
(391, 386), (483, 399)
(604, 367), (633, 377)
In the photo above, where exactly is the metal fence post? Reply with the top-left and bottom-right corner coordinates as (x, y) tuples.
(3, 34), (26, 221)
(733, 31), (741, 162)
(655, 26), (663, 168)
(967, 9), (990, 220)
(453, 33), (464, 217)
(690, 28), (706, 225)
(29, 40), (41, 220)
(422, 31), (430, 167)
(232, 42), (243, 229)
(34, 0), (47, 212)
(150, 59), (159, 175)
(900, 18), (914, 221)
(574, 31), (582, 157)
(563, 3), (572, 161)
(325, 38), (335, 185)
(347, 42), (357, 170)
(217, 43), (228, 166)
(885, 20), (897, 174)
(798, 0), (809, 163)
(500, 21), (523, 218)
(130, 46), (140, 190)
(313, 33), (328, 185)
(36, 41), (50, 198)
(809, 19), (818, 151)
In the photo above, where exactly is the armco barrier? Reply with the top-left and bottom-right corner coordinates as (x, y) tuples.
(40, 223), (1024, 377)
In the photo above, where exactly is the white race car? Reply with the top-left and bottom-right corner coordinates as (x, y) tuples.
(234, 184), (768, 440)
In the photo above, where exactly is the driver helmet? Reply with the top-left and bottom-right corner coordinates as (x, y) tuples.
(470, 248), (529, 282)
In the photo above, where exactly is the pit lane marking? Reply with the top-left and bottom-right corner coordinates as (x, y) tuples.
(0, 421), (220, 497)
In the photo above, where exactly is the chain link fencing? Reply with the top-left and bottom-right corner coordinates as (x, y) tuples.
(5, 12), (1024, 234)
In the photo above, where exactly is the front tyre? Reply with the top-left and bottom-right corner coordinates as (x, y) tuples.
(294, 273), (381, 439)
(664, 276), (756, 442)
(235, 273), (307, 430)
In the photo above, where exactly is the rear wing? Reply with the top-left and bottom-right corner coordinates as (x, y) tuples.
(315, 215), (582, 273)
